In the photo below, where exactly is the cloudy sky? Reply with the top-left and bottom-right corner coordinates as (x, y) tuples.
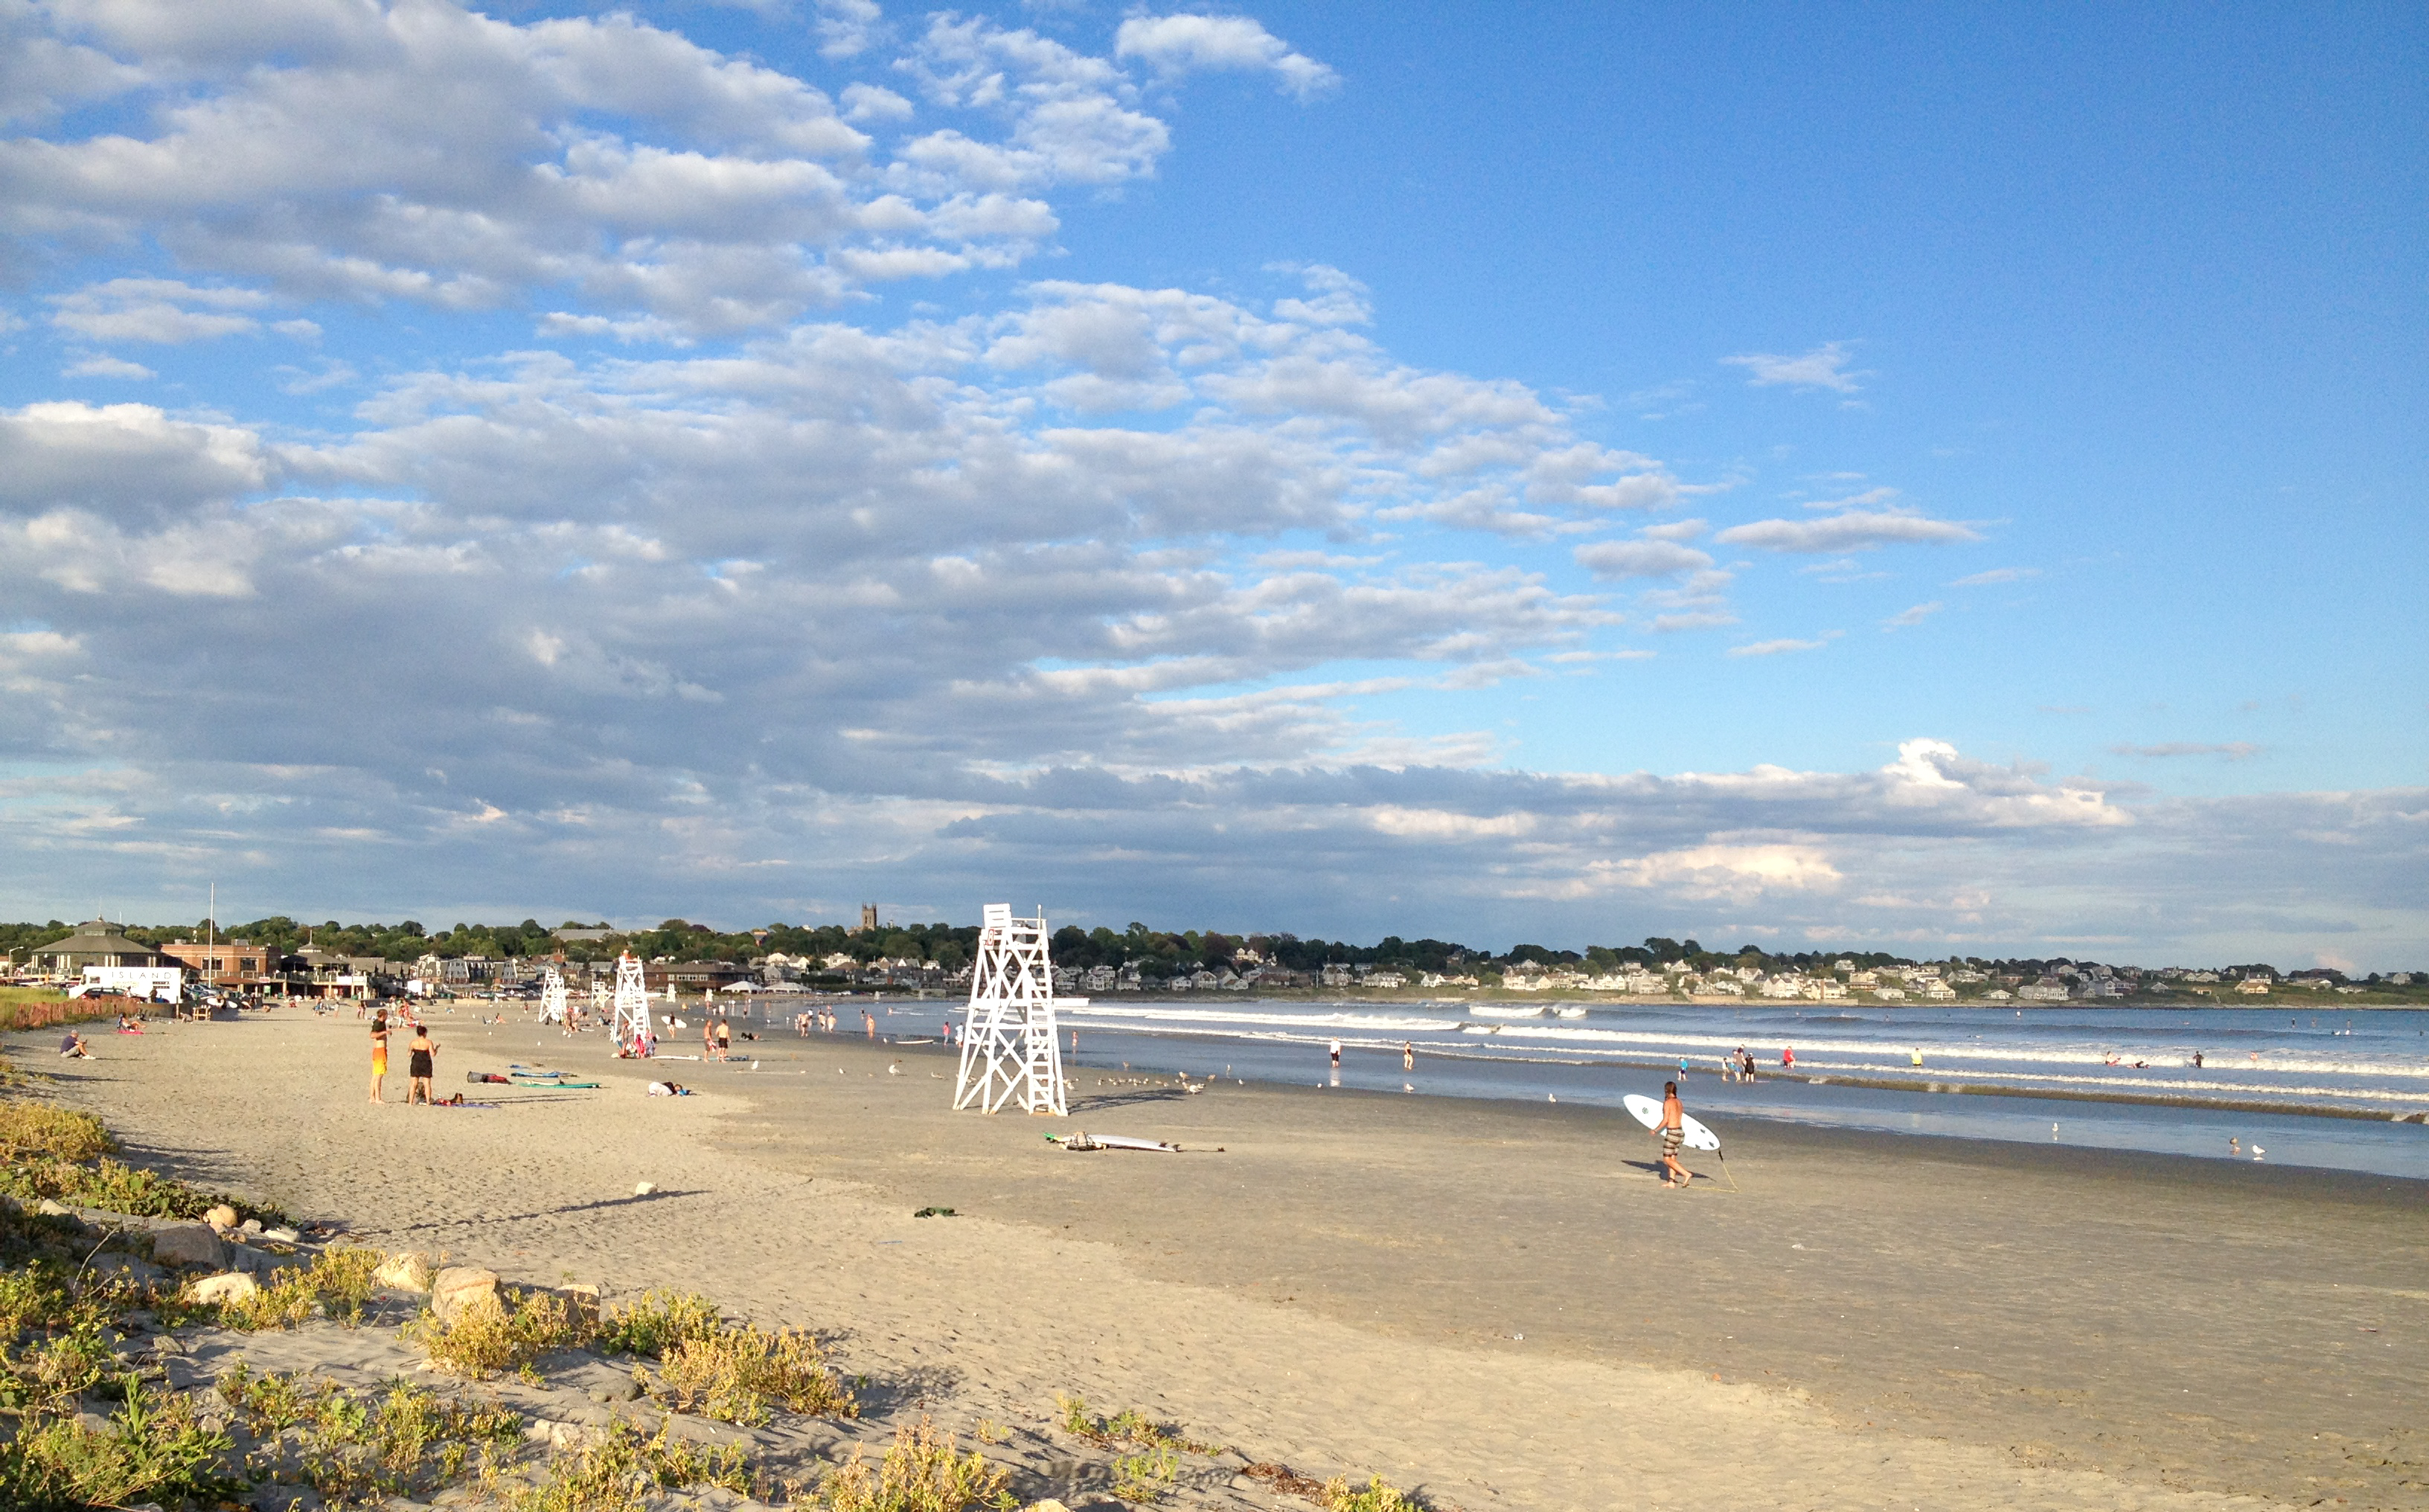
(1, 1), (2421, 965)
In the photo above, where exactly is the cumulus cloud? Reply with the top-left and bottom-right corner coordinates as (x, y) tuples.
(1721, 341), (1866, 394)
(1715, 509), (1980, 553)
(62, 355), (156, 379)
(1114, 14), (1339, 99)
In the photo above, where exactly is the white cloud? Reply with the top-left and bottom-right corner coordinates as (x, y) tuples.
(1573, 539), (1712, 580)
(1881, 600), (1943, 630)
(2112, 743), (2261, 760)
(1951, 566), (2039, 586)
(62, 355), (156, 379)
(1721, 341), (1867, 394)
(841, 82), (915, 122)
(50, 279), (272, 344)
(1715, 510), (1980, 553)
(1114, 14), (1340, 100)
(813, 0), (884, 59)
(1727, 637), (1827, 658)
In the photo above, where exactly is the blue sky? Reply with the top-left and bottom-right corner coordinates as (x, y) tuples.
(0, 1), (2421, 965)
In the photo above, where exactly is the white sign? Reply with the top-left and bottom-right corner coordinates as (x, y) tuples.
(82, 966), (184, 1002)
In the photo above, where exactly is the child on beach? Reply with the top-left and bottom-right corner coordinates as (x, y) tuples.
(370, 1014), (390, 1103)
(406, 1025), (436, 1104)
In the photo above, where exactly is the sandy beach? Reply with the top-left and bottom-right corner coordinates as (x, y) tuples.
(25, 1007), (2426, 1511)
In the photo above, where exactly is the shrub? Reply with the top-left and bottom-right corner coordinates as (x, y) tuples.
(0, 1153), (285, 1228)
(595, 1288), (721, 1359)
(502, 1420), (752, 1512)
(212, 1246), (383, 1330)
(0, 1382), (237, 1511)
(408, 1288), (588, 1379)
(636, 1322), (857, 1424)
(0, 1103), (113, 1162)
(819, 1417), (1011, 1512)
(1055, 1393), (1218, 1455)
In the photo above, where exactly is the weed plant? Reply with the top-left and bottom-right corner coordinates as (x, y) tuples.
(636, 1321), (857, 1424)
(0, 1151), (284, 1228)
(219, 1362), (523, 1505)
(593, 1288), (721, 1357)
(407, 1287), (588, 1380)
(499, 1420), (752, 1512)
(818, 1416), (1013, 1512)
(1111, 1443), (1180, 1502)
(211, 1246), (383, 1330)
(0, 1381), (237, 1511)
(1055, 1393), (1220, 1455)
(0, 1104), (113, 1162)
(1320, 1474), (1425, 1512)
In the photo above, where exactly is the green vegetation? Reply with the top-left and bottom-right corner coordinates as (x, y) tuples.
(634, 1320), (857, 1424)
(0, 1150), (287, 1228)
(817, 1417), (1012, 1512)
(592, 1287), (721, 1357)
(219, 1362), (523, 1505)
(1110, 1443), (1180, 1501)
(1055, 1393), (1220, 1455)
(211, 1246), (384, 1330)
(499, 1420), (754, 1512)
(407, 1287), (589, 1380)
(0, 1383), (238, 1511)
(1322, 1474), (1425, 1512)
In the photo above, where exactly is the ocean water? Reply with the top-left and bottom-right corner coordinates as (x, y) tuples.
(1032, 997), (2429, 1181)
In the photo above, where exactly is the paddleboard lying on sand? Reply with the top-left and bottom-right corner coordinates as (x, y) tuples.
(1622, 1093), (1721, 1152)
(513, 1076), (600, 1088)
(1050, 1133), (1182, 1153)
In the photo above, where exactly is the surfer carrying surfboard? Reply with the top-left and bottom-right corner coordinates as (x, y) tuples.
(1658, 1080), (1691, 1188)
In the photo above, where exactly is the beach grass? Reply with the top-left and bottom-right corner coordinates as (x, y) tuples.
(499, 1419), (755, 1512)
(218, 1362), (523, 1503)
(0, 1381), (238, 1511)
(209, 1244), (384, 1330)
(634, 1319), (856, 1424)
(407, 1286), (590, 1380)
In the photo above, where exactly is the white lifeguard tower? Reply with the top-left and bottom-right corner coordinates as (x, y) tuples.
(952, 905), (1070, 1116)
(540, 964), (568, 1024)
(610, 952), (653, 1053)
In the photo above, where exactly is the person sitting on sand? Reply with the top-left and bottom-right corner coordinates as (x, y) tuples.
(60, 1029), (91, 1059)
(1657, 1080), (1691, 1189)
(370, 1013), (390, 1103)
(406, 1024), (437, 1104)
(647, 1080), (689, 1096)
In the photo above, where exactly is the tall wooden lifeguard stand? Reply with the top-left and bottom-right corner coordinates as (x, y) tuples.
(610, 952), (653, 1053)
(953, 905), (1067, 1116)
(540, 964), (569, 1024)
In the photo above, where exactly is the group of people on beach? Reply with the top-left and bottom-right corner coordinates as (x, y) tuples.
(367, 1012), (441, 1103)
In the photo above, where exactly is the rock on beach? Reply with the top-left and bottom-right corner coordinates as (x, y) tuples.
(431, 1266), (503, 1323)
(150, 1223), (225, 1269)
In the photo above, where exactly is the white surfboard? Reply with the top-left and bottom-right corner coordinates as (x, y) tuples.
(1623, 1093), (1721, 1152)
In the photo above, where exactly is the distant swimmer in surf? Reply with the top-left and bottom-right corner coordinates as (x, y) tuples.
(1329, 1039), (1342, 1070)
(1403, 1041), (1415, 1071)
(1657, 1080), (1691, 1189)
(1782, 1045), (1794, 1069)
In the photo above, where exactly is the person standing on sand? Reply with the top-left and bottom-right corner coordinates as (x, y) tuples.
(1657, 1080), (1691, 1189)
(406, 1024), (436, 1104)
(714, 1016), (732, 1060)
(369, 1013), (390, 1103)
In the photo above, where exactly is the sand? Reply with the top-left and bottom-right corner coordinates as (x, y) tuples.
(25, 1007), (2428, 1510)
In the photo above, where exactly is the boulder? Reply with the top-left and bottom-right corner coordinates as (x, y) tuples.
(34, 1198), (74, 1219)
(263, 1226), (300, 1243)
(203, 1204), (239, 1231)
(188, 1272), (260, 1305)
(430, 1266), (503, 1324)
(89, 1252), (167, 1286)
(150, 1224), (225, 1269)
(374, 1252), (435, 1292)
(558, 1284), (601, 1329)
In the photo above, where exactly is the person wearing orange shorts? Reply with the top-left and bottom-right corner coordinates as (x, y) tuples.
(369, 1013), (390, 1103)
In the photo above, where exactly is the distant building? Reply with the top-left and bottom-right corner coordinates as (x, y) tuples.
(850, 904), (880, 935)
(161, 936), (275, 986)
(553, 927), (615, 943)
(29, 920), (173, 977)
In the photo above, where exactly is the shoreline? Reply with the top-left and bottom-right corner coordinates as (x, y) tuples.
(20, 1010), (2426, 1509)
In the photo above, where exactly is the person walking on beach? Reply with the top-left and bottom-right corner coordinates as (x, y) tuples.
(703, 1011), (718, 1060)
(369, 1013), (390, 1103)
(1657, 1080), (1691, 1189)
(406, 1024), (436, 1105)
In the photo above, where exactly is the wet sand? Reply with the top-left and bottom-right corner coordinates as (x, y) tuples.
(25, 1008), (2428, 1509)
